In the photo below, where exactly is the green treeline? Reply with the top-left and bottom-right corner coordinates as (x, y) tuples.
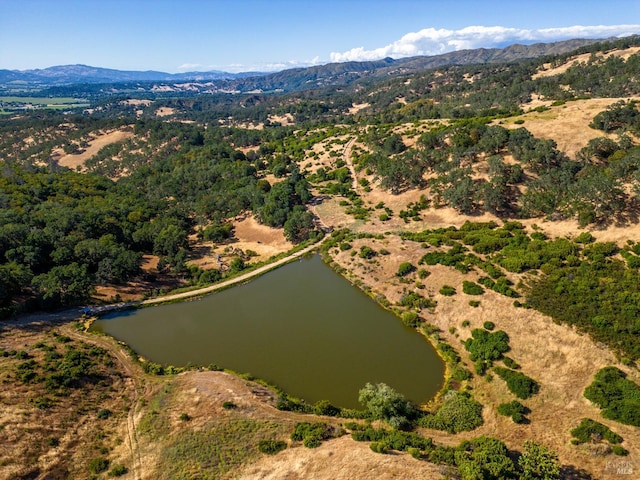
(0, 119), (317, 316)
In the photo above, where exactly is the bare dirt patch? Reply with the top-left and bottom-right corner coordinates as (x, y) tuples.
(155, 107), (175, 117)
(187, 215), (294, 270)
(54, 128), (134, 171)
(237, 435), (445, 480)
(121, 99), (153, 107)
(348, 102), (370, 114)
(268, 113), (295, 125)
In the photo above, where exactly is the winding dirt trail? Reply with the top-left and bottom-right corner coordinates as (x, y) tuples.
(59, 324), (147, 480)
(138, 240), (321, 306)
(342, 137), (358, 193)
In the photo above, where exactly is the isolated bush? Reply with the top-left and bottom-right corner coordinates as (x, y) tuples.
(358, 382), (416, 428)
(462, 280), (484, 295)
(494, 367), (539, 399)
(497, 400), (529, 423)
(109, 464), (128, 477)
(359, 245), (377, 259)
(397, 262), (417, 277)
(97, 408), (112, 419)
(439, 285), (456, 296)
(291, 422), (335, 448)
(258, 439), (287, 455)
(401, 311), (421, 328)
(398, 292), (436, 310)
(88, 457), (109, 474)
(418, 391), (483, 433)
(464, 328), (510, 363)
(570, 418), (623, 444)
(312, 399), (340, 417)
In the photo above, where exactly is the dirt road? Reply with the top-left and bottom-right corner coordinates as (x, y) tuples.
(139, 239), (320, 305)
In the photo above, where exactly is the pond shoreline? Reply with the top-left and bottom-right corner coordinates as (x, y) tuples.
(93, 253), (445, 409)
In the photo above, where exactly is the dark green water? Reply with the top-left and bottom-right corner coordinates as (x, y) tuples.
(93, 255), (444, 409)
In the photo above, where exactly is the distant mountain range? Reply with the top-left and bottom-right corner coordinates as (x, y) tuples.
(0, 37), (621, 93)
(0, 64), (251, 85)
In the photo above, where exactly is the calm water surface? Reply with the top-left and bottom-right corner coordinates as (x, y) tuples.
(93, 255), (444, 409)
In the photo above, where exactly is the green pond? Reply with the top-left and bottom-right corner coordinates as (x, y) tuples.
(93, 254), (444, 409)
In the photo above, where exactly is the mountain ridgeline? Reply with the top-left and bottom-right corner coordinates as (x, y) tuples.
(0, 37), (610, 94)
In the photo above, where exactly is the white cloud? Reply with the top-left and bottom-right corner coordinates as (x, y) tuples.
(222, 56), (324, 73)
(177, 63), (203, 71)
(330, 25), (640, 63)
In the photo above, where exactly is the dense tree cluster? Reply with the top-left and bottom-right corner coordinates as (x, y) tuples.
(0, 117), (319, 315)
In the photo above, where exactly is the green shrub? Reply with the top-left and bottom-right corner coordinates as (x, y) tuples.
(179, 413), (191, 421)
(398, 292), (437, 310)
(222, 401), (237, 410)
(397, 262), (417, 277)
(359, 245), (377, 259)
(370, 441), (389, 453)
(574, 232), (596, 244)
(109, 464), (128, 477)
(570, 418), (623, 444)
(612, 445), (629, 456)
(497, 400), (529, 423)
(468, 300), (480, 308)
(401, 311), (421, 328)
(483, 321), (495, 331)
(352, 426), (432, 453)
(502, 356), (520, 369)
(312, 399), (340, 417)
(291, 422), (335, 448)
(437, 342), (461, 364)
(47, 437), (60, 447)
(462, 281), (485, 295)
(276, 393), (311, 413)
(474, 360), (488, 376)
(464, 328), (510, 362)
(258, 439), (287, 455)
(439, 285), (456, 296)
(451, 366), (473, 382)
(418, 392), (483, 433)
(417, 268), (430, 279)
(88, 457), (110, 474)
(493, 367), (539, 399)
(358, 383), (417, 428)
(97, 408), (112, 420)
(583, 367), (640, 426)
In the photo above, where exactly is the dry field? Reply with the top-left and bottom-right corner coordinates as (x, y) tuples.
(498, 97), (640, 158)
(53, 128), (134, 171)
(322, 224), (640, 477)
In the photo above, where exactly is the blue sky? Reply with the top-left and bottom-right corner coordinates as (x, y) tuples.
(1, 0), (639, 73)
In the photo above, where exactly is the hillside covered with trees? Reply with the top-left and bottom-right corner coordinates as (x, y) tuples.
(2, 36), (640, 479)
